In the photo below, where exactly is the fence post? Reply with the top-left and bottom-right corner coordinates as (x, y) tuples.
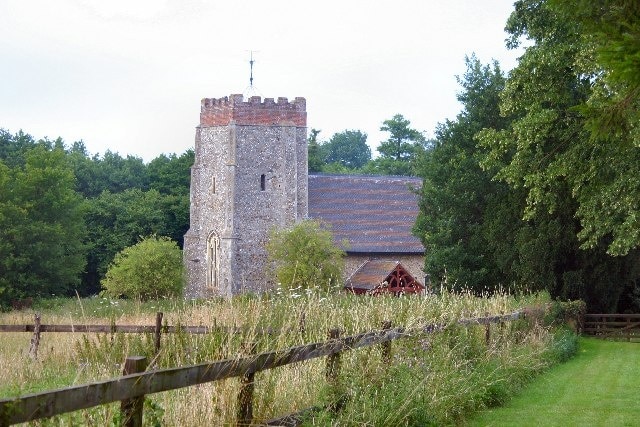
(29, 313), (41, 360)
(578, 311), (584, 335)
(326, 328), (342, 412)
(154, 312), (163, 355)
(110, 317), (116, 344)
(299, 311), (307, 342)
(121, 356), (147, 427)
(484, 312), (491, 347)
(381, 320), (392, 366)
(627, 316), (631, 342)
(237, 341), (257, 426)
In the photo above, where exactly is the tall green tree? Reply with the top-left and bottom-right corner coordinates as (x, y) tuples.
(378, 114), (425, 161)
(367, 114), (426, 175)
(307, 129), (325, 173)
(0, 145), (87, 306)
(414, 56), (511, 290)
(544, 0), (640, 257)
(322, 130), (371, 169)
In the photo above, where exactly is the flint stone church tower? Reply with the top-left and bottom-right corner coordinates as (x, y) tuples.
(184, 94), (308, 298)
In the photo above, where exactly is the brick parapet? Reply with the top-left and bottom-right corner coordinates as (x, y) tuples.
(200, 94), (307, 127)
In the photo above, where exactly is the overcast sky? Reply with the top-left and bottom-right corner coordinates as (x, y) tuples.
(0, 0), (522, 162)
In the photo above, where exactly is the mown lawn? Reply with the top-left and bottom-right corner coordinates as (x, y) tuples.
(468, 337), (640, 427)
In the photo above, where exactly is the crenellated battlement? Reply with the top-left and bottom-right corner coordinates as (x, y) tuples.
(200, 94), (307, 127)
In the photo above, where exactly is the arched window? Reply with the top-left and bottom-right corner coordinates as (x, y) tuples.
(206, 232), (219, 290)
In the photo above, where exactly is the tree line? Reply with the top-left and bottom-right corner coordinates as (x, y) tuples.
(0, 130), (193, 308)
(0, 115), (421, 308)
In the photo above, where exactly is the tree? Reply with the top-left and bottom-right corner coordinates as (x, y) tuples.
(379, 114), (425, 161)
(307, 129), (325, 173)
(545, 0), (640, 257)
(322, 130), (371, 169)
(0, 144), (87, 306)
(0, 160), (16, 307)
(367, 115), (426, 175)
(414, 56), (511, 290)
(549, 0), (640, 139)
(266, 220), (345, 291)
(475, 0), (640, 311)
(0, 129), (38, 168)
(101, 235), (184, 300)
(479, 0), (640, 257)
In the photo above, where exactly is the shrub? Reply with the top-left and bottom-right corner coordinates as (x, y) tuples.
(266, 220), (345, 291)
(101, 235), (184, 300)
(543, 327), (579, 363)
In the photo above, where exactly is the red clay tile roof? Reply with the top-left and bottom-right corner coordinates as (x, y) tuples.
(345, 259), (402, 290)
(308, 174), (424, 254)
(345, 259), (424, 291)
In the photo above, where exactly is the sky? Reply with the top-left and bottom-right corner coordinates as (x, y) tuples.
(0, 0), (523, 162)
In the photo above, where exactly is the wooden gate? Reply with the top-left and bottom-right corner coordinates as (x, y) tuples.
(583, 314), (640, 341)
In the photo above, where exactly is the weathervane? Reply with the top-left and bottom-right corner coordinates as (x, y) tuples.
(249, 51), (255, 88)
(244, 50), (261, 98)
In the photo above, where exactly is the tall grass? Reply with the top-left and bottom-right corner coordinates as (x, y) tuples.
(0, 289), (567, 425)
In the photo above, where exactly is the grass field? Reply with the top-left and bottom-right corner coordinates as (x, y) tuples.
(468, 337), (640, 427)
(0, 291), (577, 425)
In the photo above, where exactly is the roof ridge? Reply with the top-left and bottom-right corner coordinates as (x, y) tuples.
(309, 173), (421, 180)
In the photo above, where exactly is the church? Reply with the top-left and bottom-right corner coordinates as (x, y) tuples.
(183, 94), (425, 298)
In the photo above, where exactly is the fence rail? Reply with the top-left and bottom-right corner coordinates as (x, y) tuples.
(0, 320), (272, 336)
(0, 311), (524, 426)
(0, 312), (283, 358)
(583, 313), (640, 341)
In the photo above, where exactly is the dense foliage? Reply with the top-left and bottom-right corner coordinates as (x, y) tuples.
(0, 136), (87, 304)
(415, 0), (640, 312)
(101, 235), (184, 300)
(321, 129), (371, 170)
(415, 56), (510, 291)
(0, 129), (193, 308)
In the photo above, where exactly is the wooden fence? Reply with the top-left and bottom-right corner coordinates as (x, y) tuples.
(583, 313), (640, 341)
(0, 312), (283, 359)
(0, 311), (524, 426)
(0, 315), (261, 335)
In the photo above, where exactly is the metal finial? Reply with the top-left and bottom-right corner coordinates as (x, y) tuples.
(244, 50), (261, 98)
(249, 51), (255, 88)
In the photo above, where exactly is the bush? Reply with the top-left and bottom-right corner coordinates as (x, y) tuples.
(101, 236), (184, 300)
(543, 327), (579, 363)
(266, 220), (345, 291)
